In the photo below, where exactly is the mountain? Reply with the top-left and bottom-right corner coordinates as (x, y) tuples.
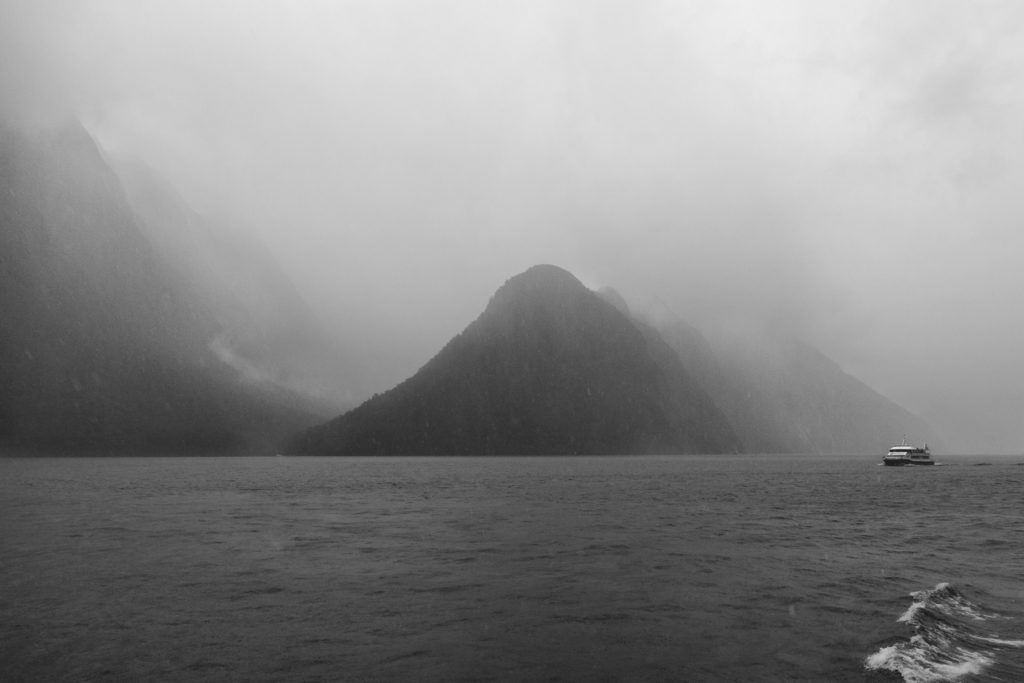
(0, 121), (339, 453)
(1, 119), (938, 456)
(288, 265), (741, 455)
(110, 156), (367, 410)
(655, 317), (943, 454)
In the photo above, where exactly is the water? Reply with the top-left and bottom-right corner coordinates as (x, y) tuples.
(1, 454), (1022, 682)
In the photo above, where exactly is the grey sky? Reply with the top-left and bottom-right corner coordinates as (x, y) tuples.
(3, 0), (1023, 452)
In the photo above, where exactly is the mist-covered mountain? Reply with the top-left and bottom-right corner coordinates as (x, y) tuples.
(1, 119), (940, 456)
(600, 288), (942, 453)
(0, 121), (351, 453)
(291, 265), (941, 456)
(111, 156), (367, 410)
(653, 316), (944, 454)
(288, 265), (741, 455)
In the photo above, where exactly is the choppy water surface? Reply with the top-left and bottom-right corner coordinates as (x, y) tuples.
(1, 454), (1022, 682)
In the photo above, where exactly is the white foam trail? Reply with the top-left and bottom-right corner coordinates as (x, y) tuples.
(865, 643), (992, 683)
(909, 582), (999, 622)
(866, 583), (1006, 682)
(977, 635), (1024, 647)
(899, 601), (925, 623)
(864, 644), (898, 669)
(930, 654), (992, 680)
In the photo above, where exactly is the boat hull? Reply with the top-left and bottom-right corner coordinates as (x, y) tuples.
(882, 458), (934, 466)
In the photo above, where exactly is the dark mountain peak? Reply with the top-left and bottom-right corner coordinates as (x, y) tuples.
(287, 265), (740, 456)
(485, 264), (588, 311)
(465, 265), (644, 366)
(502, 263), (583, 291)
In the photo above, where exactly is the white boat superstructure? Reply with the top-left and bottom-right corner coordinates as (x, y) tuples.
(883, 438), (933, 466)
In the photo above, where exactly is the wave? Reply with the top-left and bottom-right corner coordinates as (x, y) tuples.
(865, 583), (1024, 682)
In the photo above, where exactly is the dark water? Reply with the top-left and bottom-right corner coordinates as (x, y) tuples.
(1, 455), (1022, 682)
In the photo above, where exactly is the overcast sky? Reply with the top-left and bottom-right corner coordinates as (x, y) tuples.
(3, 0), (1023, 452)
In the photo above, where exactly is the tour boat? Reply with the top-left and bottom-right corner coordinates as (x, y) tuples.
(883, 439), (934, 466)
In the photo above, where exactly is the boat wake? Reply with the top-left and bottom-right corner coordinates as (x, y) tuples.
(865, 583), (1024, 682)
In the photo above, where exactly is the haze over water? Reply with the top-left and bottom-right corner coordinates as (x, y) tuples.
(3, 454), (1023, 681)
